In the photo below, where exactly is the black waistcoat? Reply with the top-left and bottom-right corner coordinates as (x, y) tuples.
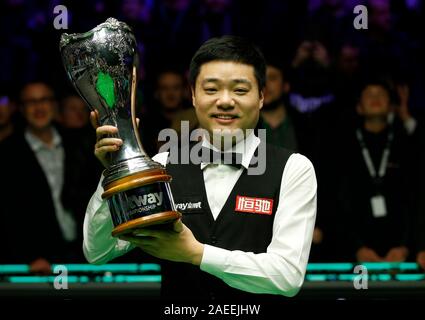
(161, 142), (293, 301)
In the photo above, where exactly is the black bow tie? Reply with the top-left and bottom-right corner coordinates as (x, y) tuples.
(201, 146), (243, 168)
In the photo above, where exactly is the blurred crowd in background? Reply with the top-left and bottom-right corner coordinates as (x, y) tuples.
(0, 0), (424, 274)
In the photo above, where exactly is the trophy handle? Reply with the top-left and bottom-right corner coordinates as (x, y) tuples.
(131, 65), (145, 155)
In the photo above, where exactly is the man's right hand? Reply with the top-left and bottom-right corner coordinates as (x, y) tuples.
(90, 111), (123, 168)
(30, 258), (51, 275)
(312, 227), (323, 245)
(356, 246), (384, 262)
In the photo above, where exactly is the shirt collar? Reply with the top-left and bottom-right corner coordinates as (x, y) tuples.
(200, 131), (260, 170)
(25, 127), (62, 152)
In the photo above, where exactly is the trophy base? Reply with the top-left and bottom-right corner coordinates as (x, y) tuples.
(102, 167), (181, 238)
(111, 210), (181, 237)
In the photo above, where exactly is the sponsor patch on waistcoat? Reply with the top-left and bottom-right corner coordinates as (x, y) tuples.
(235, 195), (273, 215)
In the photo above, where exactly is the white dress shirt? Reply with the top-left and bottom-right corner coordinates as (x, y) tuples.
(83, 133), (317, 297)
(25, 128), (76, 242)
(201, 133), (259, 220)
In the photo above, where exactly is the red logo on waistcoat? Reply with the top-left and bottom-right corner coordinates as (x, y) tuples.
(235, 195), (273, 215)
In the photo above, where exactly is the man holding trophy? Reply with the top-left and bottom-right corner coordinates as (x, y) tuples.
(61, 18), (317, 300)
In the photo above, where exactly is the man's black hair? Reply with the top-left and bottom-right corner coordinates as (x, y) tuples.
(265, 56), (290, 83)
(189, 35), (266, 91)
(358, 77), (396, 103)
(19, 80), (56, 97)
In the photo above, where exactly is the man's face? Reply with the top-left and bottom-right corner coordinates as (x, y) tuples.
(370, 0), (391, 31)
(21, 83), (56, 131)
(358, 85), (391, 117)
(61, 96), (89, 129)
(192, 60), (264, 139)
(156, 72), (185, 111)
(264, 65), (286, 105)
(338, 45), (360, 75)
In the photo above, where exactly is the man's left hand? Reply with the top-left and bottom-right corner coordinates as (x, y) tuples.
(119, 219), (205, 266)
(396, 84), (412, 122)
(417, 251), (425, 269)
(384, 246), (409, 262)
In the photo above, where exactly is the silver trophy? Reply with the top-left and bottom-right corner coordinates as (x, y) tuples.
(60, 18), (180, 237)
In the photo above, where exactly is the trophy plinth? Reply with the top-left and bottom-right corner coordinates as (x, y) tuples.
(60, 18), (180, 237)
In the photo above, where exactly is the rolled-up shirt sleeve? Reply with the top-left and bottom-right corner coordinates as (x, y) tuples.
(83, 175), (134, 264)
(200, 154), (317, 297)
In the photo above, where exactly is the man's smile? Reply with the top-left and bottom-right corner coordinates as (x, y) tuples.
(211, 113), (239, 124)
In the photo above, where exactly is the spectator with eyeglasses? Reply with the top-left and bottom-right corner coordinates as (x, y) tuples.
(0, 81), (99, 272)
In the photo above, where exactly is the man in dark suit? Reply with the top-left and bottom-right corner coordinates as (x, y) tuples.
(0, 81), (99, 272)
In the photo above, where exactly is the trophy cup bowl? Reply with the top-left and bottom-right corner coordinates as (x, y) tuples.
(60, 18), (181, 237)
